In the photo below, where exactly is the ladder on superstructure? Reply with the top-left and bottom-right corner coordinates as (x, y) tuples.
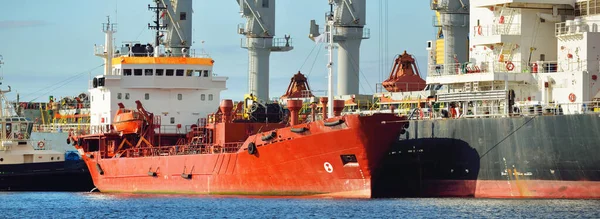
(248, 53), (256, 95)
(498, 4), (516, 35)
(497, 4), (517, 69)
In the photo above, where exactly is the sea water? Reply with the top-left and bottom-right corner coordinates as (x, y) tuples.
(0, 192), (598, 218)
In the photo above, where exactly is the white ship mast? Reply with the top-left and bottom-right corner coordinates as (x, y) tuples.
(326, 3), (335, 118)
(310, 0), (368, 96)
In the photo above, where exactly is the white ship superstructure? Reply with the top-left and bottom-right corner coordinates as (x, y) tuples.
(371, 0), (600, 118)
(89, 0), (227, 134)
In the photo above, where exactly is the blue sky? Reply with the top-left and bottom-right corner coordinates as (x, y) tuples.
(0, 0), (433, 102)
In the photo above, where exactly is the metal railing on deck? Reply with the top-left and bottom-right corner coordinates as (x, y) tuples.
(429, 60), (590, 76)
(35, 123), (90, 134)
(513, 101), (600, 116)
(115, 142), (244, 158)
(240, 37), (294, 49)
(89, 124), (112, 135)
(473, 24), (521, 37)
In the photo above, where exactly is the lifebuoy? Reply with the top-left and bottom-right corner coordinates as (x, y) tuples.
(17, 133), (23, 139)
(506, 62), (515, 71)
(569, 93), (576, 102)
(477, 26), (482, 35)
(499, 16), (505, 24)
(37, 141), (45, 149)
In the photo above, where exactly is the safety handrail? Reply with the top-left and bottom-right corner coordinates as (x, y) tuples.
(115, 142), (245, 158)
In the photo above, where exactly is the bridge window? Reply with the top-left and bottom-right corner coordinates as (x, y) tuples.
(156, 69), (164, 76)
(178, 94), (182, 100)
(176, 69), (184, 76)
(166, 69), (174, 76)
(180, 12), (187, 21)
(125, 93), (130, 100)
(262, 0), (269, 8)
(123, 69), (132, 76)
(170, 117), (175, 124)
(201, 94), (206, 101)
(208, 94), (213, 101)
(203, 70), (209, 77)
(186, 70), (193, 76)
(145, 69), (153, 76)
(134, 69), (142, 76)
(145, 93), (149, 100)
(194, 70), (202, 77)
(117, 93), (122, 100)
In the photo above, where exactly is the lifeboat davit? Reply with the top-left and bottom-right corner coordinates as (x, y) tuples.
(113, 105), (143, 135)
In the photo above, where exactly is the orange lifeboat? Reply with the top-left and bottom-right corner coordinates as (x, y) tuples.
(113, 107), (143, 135)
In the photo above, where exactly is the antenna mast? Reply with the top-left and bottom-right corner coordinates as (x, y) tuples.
(148, 1), (168, 50)
(327, 3), (334, 118)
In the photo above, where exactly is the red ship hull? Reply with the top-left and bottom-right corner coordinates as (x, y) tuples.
(80, 114), (404, 198)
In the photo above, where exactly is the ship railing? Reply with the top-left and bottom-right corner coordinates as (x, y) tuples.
(512, 101), (600, 116)
(116, 47), (211, 58)
(89, 124), (113, 135)
(428, 63), (467, 76)
(240, 37), (294, 49)
(395, 100), (600, 121)
(315, 25), (371, 40)
(431, 60), (589, 75)
(14, 101), (89, 111)
(156, 124), (197, 134)
(5, 131), (30, 141)
(34, 123), (90, 134)
(496, 60), (588, 73)
(93, 45), (118, 57)
(117, 142), (244, 158)
(402, 105), (508, 120)
(555, 21), (594, 37)
(473, 24), (521, 37)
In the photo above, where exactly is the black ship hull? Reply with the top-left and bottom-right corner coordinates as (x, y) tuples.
(0, 160), (94, 191)
(376, 114), (600, 198)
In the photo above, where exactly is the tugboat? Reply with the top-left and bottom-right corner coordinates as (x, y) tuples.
(68, 0), (407, 198)
(0, 72), (93, 191)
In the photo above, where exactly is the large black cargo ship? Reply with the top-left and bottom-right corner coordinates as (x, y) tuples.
(366, 0), (600, 198)
(375, 113), (600, 198)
